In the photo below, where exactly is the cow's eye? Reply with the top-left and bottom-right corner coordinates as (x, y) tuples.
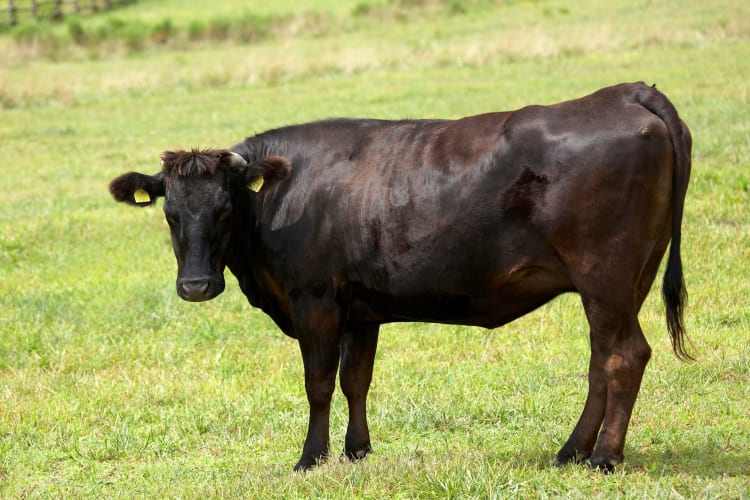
(215, 197), (232, 223)
(216, 208), (231, 225)
(164, 211), (179, 227)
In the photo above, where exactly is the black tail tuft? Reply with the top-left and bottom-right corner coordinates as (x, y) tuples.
(663, 248), (692, 361)
(634, 83), (693, 361)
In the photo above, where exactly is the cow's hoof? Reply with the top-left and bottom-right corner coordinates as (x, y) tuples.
(293, 455), (323, 472)
(344, 444), (372, 462)
(589, 455), (622, 473)
(554, 447), (589, 466)
(293, 460), (314, 472)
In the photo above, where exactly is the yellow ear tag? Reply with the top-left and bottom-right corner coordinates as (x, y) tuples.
(247, 176), (264, 193)
(133, 188), (151, 203)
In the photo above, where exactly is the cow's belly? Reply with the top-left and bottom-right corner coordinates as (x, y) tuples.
(347, 260), (575, 329)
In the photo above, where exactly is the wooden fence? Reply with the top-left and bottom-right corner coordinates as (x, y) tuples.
(2, 0), (134, 26)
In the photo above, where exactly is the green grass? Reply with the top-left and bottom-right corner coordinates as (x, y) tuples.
(1, 0), (749, 496)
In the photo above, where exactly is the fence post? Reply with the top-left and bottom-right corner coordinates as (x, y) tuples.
(53, 0), (63, 19)
(8, 0), (17, 26)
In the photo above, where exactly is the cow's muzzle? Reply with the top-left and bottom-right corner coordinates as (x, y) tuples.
(176, 277), (224, 302)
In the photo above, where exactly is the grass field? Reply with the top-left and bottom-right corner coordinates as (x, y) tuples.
(1, 0), (749, 497)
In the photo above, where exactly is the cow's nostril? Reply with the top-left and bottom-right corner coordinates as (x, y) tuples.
(180, 280), (210, 300)
(182, 282), (205, 293)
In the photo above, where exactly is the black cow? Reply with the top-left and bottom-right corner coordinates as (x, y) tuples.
(109, 82), (691, 472)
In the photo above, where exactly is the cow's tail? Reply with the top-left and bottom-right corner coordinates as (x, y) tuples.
(632, 83), (693, 361)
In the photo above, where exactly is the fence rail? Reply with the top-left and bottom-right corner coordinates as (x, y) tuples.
(2, 0), (133, 26)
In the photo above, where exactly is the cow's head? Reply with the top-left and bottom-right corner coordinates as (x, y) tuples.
(109, 149), (291, 302)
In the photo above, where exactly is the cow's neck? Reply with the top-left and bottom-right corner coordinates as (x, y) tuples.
(225, 186), (261, 303)
(224, 188), (296, 337)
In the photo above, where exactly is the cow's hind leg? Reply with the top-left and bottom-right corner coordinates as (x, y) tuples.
(340, 325), (380, 461)
(555, 334), (607, 466)
(558, 292), (651, 471)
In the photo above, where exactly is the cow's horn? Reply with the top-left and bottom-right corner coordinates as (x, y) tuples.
(229, 152), (248, 168)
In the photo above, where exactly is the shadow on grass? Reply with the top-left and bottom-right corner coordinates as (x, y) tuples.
(627, 445), (750, 478)
(489, 441), (750, 478)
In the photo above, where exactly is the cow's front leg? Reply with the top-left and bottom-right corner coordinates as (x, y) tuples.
(293, 298), (342, 471)
(340, 325), (380, 461)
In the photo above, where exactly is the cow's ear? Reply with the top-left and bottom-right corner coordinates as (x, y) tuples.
(244, 156), (292, 193)
(109, 172), (165, 206)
